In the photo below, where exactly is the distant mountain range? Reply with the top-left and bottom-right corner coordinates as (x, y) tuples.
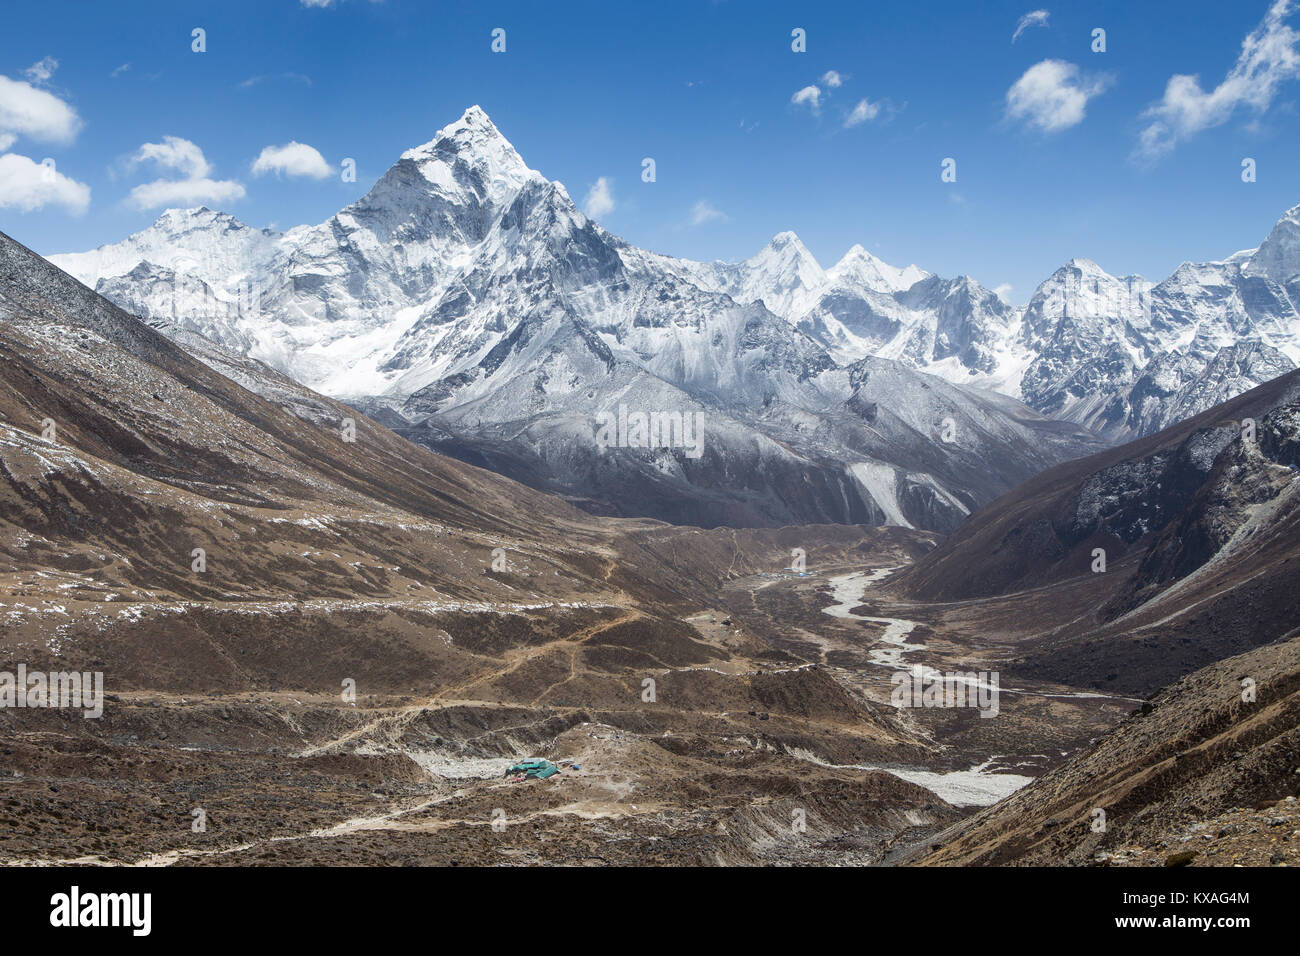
(48, 106), (1300, 528)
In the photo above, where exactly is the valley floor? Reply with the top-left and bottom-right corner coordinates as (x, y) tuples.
(0, 530), (1162, 867)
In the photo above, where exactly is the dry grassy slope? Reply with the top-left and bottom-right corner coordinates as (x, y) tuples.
(0, 230), (659, 621)
(1, 228), (642, 701)
(915, 633), (1300, 866)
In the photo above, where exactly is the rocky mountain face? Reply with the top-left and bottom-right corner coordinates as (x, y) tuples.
(894, 366), (1300, 697)
(1015, 255), (1298, 440)
(898, 369), (1300, 599)
(48, 106), (1104, 531)
(875, 367), (1300, 869)
(663, 215), (1300, 445)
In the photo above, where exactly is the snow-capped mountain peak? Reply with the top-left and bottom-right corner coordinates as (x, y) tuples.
(398, 105), (541, 203)
(1063, 256), (1108, 276)
(828, 244), (930, 294)
(52, 206), (277, 290)
(1247, 202), (1300, 284)
(752, 231), (821, 276)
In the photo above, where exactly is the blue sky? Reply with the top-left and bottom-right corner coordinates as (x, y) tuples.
(2, 0), (1299, 301)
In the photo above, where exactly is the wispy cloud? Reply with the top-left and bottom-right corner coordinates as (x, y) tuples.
(581, 176), (615, 218)
(128, 176), (245, 211)
(134, 137), (212, 179)
(791, 85), (822, 114)
(300, 0), (383, 8)
(844, 98), (882, 127)
(1005, 59), (1111, 132)
(795, 69), (870, 123)
(110, 63), (131, 78)
(23, 56), (58, 86)
(238, 73), (313, 90)
(1135, 0), (1300, 161)
(1012, 9), (1050, 43)
(689, 200), (727, 226)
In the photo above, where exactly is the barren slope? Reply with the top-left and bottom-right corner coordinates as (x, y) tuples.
(914, 634), (1300, 866)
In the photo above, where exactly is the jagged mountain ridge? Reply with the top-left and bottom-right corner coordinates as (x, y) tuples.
(46, 106), (1104, 531)
(696, 228), (1300, 443)
(51, 108), (1300, 456)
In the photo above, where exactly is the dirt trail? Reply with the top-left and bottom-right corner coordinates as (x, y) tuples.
(297, 610), (641, 758)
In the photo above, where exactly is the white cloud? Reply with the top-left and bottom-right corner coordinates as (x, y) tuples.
(993, 283), (1014, 303)
(821, 70), (844, 88)
(111, 63), (131, 78)
(1005, 59), (1111, 132)
(0, 153), (90, 214)
(128, 177), (246, 210)
(844, 98), (882, 127)
(1136, 0), (1300, 161)
(0, 75), (82, 146)
(581, 176), (615, 218)
(24, 56), (58, 86)
(133, 136), (212, 178)
(127, 136), (244, 210)
(689, 200), (727, 226)
(791, 85), (822, 113)
(251, 141), (332, 179)
(1012, 9), (1050, 43)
